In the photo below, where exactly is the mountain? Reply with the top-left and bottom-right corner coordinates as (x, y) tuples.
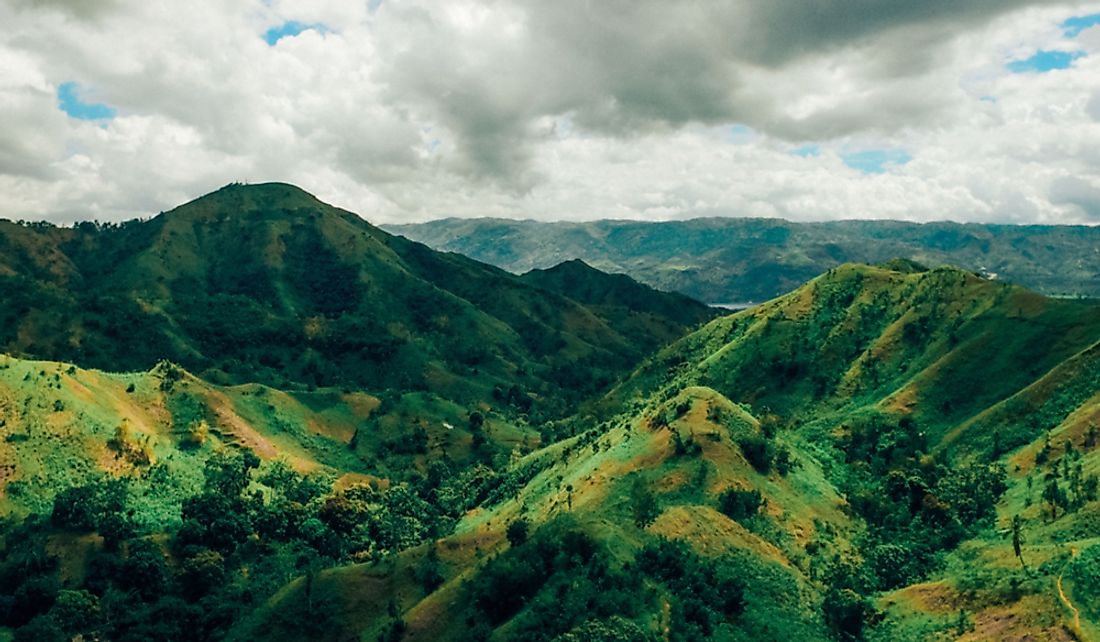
(518, 259), (717, 350)
(0, 183), (714, 419)
(384, 217), (1100, 303)
(609, 262), (1100, 452)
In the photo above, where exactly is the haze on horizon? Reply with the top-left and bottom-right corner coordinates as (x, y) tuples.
(3, 0), (1100, 226)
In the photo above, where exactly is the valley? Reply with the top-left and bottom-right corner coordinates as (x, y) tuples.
(1, 185), (1099, 642)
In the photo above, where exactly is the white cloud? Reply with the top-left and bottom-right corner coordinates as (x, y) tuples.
(1, 0), (1100, 224)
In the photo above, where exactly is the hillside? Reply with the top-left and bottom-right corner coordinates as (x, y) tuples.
(233, 263), (1100, 641)
(3, 258), (1100, 642)
(0, 183), (714, 419)
(0, 354), (547, 520)
(610, 263), (1100, 450)
(385, 217), (1100, 303)
(519, 259), (717, 350)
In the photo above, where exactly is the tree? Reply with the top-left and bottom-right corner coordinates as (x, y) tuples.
(822, 587), (874, 641)
(120, 539), (170, 601)
(12, 615), (66, 642)
(1042, 479), (1064, 521)
(718, 488), (763, 521)
(49, 589), (101, 636)
(180, 549), (226, 601)
(203, 449), (260, 498)
(1011, 515), (1028, 574)
(97, 512), (134, 551)
(50, 485), (99, 531)
(737, 435), (774, 474)
(630, 477), (660, 528)
(416, 544), (444, 594)
(507, 519), (530, 547)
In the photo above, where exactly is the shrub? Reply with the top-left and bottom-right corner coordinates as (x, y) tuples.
(718, 488), (764, 521)
(737, 435), (774, 474)
(507, 519), (530, 547)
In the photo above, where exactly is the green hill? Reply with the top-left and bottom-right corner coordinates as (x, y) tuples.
(0, 183), (713, 420)
(231, 262), (1100, 642)
(610, 263), (1100, 451)
(385, 217), (1100, 302)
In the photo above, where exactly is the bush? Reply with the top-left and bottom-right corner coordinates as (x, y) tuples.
(630, 477), (661, 528)
(718, 488), (764, 521)
(507, 519), (530, 547)
(737, 436), (774, 474)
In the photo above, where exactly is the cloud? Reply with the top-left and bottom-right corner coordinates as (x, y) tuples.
(12, 0), (119, 20)
(1050, 175), (1100, 220)
(2, 0), (1100, 225)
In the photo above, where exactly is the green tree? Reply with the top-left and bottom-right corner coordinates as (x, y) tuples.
(718, 488), (763, 521)
(416, 544), (444, 594)
(49, 589), (101, 636)
(507, 518), (530, 547)
(1042, 478), (1064, 521)
(630, 477), (660, 528)
(1011, 515), (1028, 574)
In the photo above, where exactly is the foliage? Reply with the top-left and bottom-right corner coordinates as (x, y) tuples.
(718, 488), (764, 521)
(635, 538), (747, 641)
(630, 476), (661, 528)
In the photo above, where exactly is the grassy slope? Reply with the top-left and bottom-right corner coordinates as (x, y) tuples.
(603, 263), (1100, 640)
(607, 263), (1100, 449)
(243, 385), (845, 641)
(0, 355), (533, 520)
(248, 262), (1100, 641)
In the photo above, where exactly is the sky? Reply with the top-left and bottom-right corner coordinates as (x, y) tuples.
(2, 1), (1100, 225)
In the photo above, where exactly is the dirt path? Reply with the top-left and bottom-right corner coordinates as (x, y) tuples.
(1057, 547), (1083, 637)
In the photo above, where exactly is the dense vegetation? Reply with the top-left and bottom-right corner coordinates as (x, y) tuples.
(2, 187), (1100, 641)
(0, 183), (714, 421)
(0, 446), (539, 641)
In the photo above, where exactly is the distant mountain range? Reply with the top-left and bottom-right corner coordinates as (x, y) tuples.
(385, 217), (1100, 302)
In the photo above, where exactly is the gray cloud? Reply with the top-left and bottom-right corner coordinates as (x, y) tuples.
(375, 0), (1082, 182)
(735, 0), (1065, 68)
(1050, 175), (1100, 220)
(1088, 91), (1100, 120)
(13, 0), (119, 20)
(1, 0), (1099, 225)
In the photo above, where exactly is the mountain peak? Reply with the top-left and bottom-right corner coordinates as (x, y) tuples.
(161, 182), (337, 225)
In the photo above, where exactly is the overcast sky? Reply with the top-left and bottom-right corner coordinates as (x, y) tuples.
(3, 0), (1100, 225)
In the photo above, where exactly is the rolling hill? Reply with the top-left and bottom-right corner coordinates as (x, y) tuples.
(3, 215), (1100, 642)
(0, 183), (715, 420)
(234, 262), (1100, 641)
(385, 217), (1100, 303)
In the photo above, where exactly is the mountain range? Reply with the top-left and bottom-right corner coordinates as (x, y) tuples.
(1, 184), (1099, 642)
(385, 217), (1100, 303)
